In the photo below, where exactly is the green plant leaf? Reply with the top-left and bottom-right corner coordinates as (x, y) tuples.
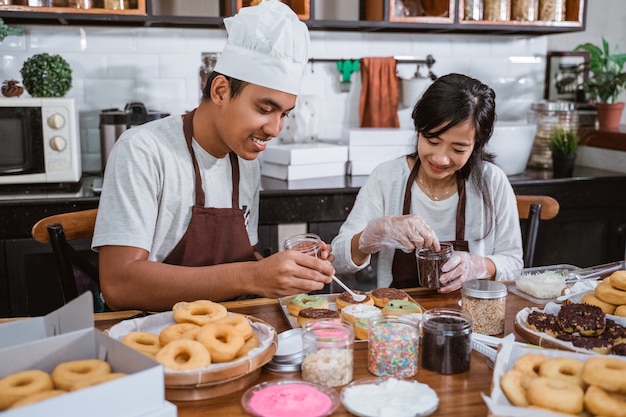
(20, 53), (73, 97)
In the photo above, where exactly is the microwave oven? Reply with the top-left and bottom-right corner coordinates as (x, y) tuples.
(0, 97), (81, 185)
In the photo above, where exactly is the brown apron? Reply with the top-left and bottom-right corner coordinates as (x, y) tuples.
(163, 109), (257, 266)
(390, 160), (469, 288)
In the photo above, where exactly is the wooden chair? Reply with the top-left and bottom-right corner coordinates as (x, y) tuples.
(31, 209), (105, 312)
(515, 195), (560, 268)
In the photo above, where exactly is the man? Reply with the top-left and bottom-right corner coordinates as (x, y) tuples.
(92, 0), (333, 311)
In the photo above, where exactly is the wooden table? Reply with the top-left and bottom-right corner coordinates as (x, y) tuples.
(94, 286), (541, 417)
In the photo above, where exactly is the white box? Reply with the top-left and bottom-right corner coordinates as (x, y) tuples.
(263, 143), (348, 165)
(346, 128), (416, 147)
(347, 159), (386, 176)
(348, 145), (412, 162)
(0, 292), (93, 350)
(261, 161), (346, 180)
(0, 328), (171, 417)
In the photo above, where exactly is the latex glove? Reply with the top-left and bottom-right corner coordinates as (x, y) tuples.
(438, 252), (491, 292)
(358, 215), (439, 254)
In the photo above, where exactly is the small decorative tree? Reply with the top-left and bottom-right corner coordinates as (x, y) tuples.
(20, 53), (73, 97)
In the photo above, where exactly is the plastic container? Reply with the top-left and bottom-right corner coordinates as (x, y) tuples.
(527, 101), (578, 169)
(283, 233), (322, 258)
(367, 316), (419, 378)
(539, 0), (566, 21)
(483, 0), (511, 21)
(420, 309), (472, 374)
(512, 0), (538, 21)
(461, 280), (508, 335)
(301, 321), (354, 387)
(417, 242), (453, 289)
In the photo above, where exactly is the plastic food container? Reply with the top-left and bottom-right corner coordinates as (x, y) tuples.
(417, 242), (453, 289)
(283, 233), (322, 258)
(368, 316), (419, 378)
(510, 264), (579, 304)
(420, 308), (472, 374)
(301, 320), (354, 387)
(461, 280), (508, 335)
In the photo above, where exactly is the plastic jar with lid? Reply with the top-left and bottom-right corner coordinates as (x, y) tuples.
(527, 101), (579, 169)
(461, 280), (508, 335)
(104, 0), (129, 10)
(417, 242), (453, 289)
(420, 309), (472, 374)
(301, 321), (354, 387)
(512, 0), (538, 21)
(484, 0), (511, 21)
(368, 316), (419, 377)
(283, 233), (322, 258)
(199, 52), (220, 96)
(464, 0), (483, 20)
(539, 0), (566, 21)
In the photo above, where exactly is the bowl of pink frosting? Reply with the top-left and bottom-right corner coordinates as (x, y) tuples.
(241, 380), (340, 417)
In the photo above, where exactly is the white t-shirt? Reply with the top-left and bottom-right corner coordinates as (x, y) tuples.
(331, 157), (523, 287)
(92, 115), (260, 262)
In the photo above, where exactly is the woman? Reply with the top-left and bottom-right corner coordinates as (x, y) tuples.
(332, 73), (523, 292)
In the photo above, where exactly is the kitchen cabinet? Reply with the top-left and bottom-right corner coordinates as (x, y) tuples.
(0, 0), (586, 34)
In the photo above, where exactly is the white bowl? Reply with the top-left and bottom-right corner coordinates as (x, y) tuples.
(486, 122), (536, 175)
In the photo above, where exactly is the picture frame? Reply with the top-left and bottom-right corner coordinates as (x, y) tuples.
(544, 51), (589, 101)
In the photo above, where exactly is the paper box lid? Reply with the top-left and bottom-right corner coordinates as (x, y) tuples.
(0, 292), (94, 349)
(0, 328), (166, 417)
(346, 128), (416, 146)
(263, 143), (348, 165)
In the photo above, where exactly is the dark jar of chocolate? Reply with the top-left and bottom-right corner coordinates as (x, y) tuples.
(420, 308), (472, 374)
(417, 243), (453, 289)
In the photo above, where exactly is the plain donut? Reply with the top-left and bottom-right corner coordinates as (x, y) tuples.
(214, 314), (253, 340)
(539, 357), (584, 387)
(610, 270), (626, 291)
(0, 370), (54, 410)
(513, 353), (548, 377)
(155, 339), (211, 371)
(582, 356), (626, 393)
(159, 323), (200, 346)
(172, 300), (228, 326)
(584, 385), (626, 417)
(196, 322), (245, 363)
(526, 376), (584, 415)
(51, 359), (111, 391)
(122, 331), (162, 357)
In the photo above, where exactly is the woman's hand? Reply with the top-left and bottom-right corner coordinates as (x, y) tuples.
(358, 215), (440, 254)
(438, 252), (492, 293)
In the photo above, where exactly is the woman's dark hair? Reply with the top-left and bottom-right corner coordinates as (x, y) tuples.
(202, 71), (248, 99)
(411, 73), (497, 239)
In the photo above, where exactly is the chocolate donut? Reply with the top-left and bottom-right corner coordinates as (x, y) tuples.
(370, 288), (408, 308)
(297, 308), (341, 327)
(557, 303), (606, 337)
(526, 311), (563, 337)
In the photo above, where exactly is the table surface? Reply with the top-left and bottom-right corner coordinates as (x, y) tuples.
(94, 286), (541, 417)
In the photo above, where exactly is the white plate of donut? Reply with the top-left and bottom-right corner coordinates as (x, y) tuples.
(484, 334), (626, 417)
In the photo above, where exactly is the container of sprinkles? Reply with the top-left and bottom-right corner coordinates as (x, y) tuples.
(367, 316), (419, 377)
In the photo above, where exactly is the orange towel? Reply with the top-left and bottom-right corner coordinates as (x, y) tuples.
(359, 57), (400, 128)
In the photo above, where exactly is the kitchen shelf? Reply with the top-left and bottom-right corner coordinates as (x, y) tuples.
(0, 0), (586, 34)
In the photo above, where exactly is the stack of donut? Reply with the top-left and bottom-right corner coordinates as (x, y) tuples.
(0, 359), (124, 410)
(121, 299), (259, 371)
(580, 270), (626, 316)
(500, 353), (626, 417)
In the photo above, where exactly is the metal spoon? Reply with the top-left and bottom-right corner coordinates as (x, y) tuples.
(332, 276), (367, 302)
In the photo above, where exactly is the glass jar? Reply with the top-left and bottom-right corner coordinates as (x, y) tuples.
(283, 233), (322, 258)
(539, 0), (565, 21)
(420, 308), (472, 374)
(368, 316), (419, 378)
(104, 0), (129, 10)
(69, 0), (92, 7)
(301, 321), (354, 387)
(464, 0), (483, 20)
(527, 101), (578, 169)
(461, 280), (507, 335)
(417, 242), (453, 289)
(484, 0), (511, 21)
(199, 52), (220, 97)
(512, 0), (538, 21)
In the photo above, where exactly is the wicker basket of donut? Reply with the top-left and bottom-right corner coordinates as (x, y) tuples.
(108, 300), (277, 401)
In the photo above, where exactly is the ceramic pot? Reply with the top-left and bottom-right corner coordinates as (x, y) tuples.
(552, 153), (577, 178)
(595, 102), (625, 130)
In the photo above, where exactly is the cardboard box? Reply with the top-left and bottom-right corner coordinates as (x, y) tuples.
(261, 161), (346, 180)
(346, 128), (416, 146)
(347, 159), (385, 176)
(348, 144), (413, 161)
(0, 292), (93, 350)
(263, 143), (348, 165)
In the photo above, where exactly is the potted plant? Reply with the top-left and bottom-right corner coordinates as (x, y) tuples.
(574, 37), (626, 129)
(548, 126), (584, 178)
(20, 53), (73, 97)
(0, 18), (22, 43)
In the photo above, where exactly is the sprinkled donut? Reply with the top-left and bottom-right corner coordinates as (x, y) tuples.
(556, 303), (606, 337)
(172, 300), (228, 326)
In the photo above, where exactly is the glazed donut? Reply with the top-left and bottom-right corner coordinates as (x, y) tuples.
(236, 332), (260, 359)
(69, 373), (126, 392)
(341, 303), (383, 325)
(614, 305), (626, 317)
(286, 294), (330, 317)
(610, 270), (626, 291)
(513, 353), (548, 377)
(51, 359), (111, 391)
(370, 288), (409, 308)
(382, 300), (423, 316)
(155, 339), (211, 371)
(582, 356), (626, 393)
(584, 385), (626, 417)
(172, 300), (228, 326)
(538, 357), (584, 387)
(525, 376), (584, 415)
(215, 314), (254, 340)
(196, 322), (245, 363)
(335, 291), (374, 310)
(0, 370), (54, 410)
(122, 331), (162, 357)
(297, 308), (341, 327)
(557, 303), (606, 337)
(500, 369), (533, 407)
(353, 318), (370, 341)
(582, 292), (617, 315)
(8, 390), (66, 409)
(596, 281), (626, 305)
(159, 323), (200, 346)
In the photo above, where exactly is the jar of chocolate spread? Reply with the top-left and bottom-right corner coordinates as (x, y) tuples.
(420, 308), (472, 374)
(417, 243), (453, 289)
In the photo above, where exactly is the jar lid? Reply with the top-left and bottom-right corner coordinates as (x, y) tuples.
(273, 328), (303, 364)
(461, 280), (507, 299)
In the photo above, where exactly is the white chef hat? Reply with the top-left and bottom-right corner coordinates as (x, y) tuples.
(214, 0), (310, 95)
